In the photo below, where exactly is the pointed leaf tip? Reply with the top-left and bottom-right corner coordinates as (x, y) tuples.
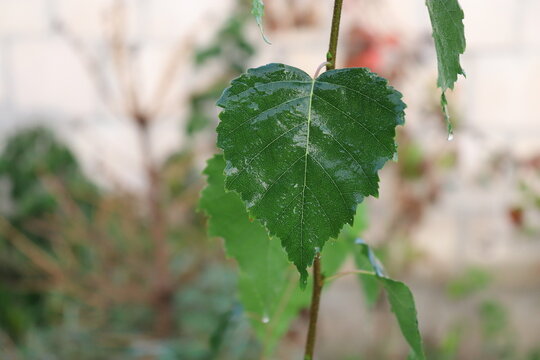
(252, 0), (271, 45)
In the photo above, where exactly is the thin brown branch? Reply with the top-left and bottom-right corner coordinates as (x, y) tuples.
(304, 255), (323, 360)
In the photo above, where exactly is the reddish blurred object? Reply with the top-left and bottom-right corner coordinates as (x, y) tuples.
(522, 154), (540, 170)
(508, 206), (524, 228)
(344, 27), (399, 76)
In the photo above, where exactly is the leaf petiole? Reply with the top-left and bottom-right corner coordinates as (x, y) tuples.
(313, 61), (330, 78)
(324, 269), (376, 283)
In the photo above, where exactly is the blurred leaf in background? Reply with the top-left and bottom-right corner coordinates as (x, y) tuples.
(0, 127), (97, 238)
(188, 0), (255, 136)
(0, 127), (97, 341)
(200, 154), (310, 355)
(446, 267), (492, 300)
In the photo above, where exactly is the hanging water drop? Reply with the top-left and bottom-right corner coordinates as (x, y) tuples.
(262, 314), (270, 324)
(447, 132), (454, 141)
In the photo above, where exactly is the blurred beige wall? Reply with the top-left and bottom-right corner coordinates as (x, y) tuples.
(0, 0), (235, 190)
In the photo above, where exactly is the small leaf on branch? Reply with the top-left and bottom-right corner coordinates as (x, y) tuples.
(379, 278), (425, 360)
(351, 240), (424, 359)
(217, 63), (405, 285)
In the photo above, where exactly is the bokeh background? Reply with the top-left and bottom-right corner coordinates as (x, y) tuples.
(0, 0), (539, 359)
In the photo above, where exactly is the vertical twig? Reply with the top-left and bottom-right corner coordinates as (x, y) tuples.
(304, 0), (343, 358)
(326, 0), (344, 71)
(108, 1), (174, 335)
(304, 254), (323, 360)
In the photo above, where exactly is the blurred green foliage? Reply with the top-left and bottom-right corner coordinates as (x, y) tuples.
(435, 325), (463, 360)
(400, 142), (425, 180)
(480, 300), (508, 339)
(0, 127), (98, 341)
(0, 126), (259, 359)
(194, 7), (254, 72)
(446, 267), (492, 300)
(187, 0), (255, 135)
(0, 127), (97, 233)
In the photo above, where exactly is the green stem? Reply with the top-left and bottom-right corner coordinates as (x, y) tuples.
(325, 269), (376, 283)
(326, 0), (344, 71)
(304, 254), (323, 360)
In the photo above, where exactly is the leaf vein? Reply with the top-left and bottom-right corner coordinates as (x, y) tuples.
(258, 155), (305, 204)
(305, 185), (334, 234)
(308, 154), (349, 213)
(228, 122), (304, 186)
(316, 80), (398, 116)
(313, 92), (395, 156)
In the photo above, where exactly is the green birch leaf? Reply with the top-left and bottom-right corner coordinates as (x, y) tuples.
(425, 0), (466, 135)
(325, 236), (423, 357)
(353, 240), (424, 357)
(251, 0), (271, 44)
(217, 63), (405, 285)
(199, 154), (310, 353)
(379, 277), (425, 360)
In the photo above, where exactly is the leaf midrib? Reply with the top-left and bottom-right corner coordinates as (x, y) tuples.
(299, 77), (316, 269)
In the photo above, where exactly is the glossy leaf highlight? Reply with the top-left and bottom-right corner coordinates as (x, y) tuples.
(217, 63), (405, 284)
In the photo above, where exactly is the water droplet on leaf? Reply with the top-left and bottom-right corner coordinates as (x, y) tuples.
(447, 132), (454, 141)
(262, 314), (270, 323)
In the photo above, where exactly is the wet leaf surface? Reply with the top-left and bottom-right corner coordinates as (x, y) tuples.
(217, 63), (405, 284)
